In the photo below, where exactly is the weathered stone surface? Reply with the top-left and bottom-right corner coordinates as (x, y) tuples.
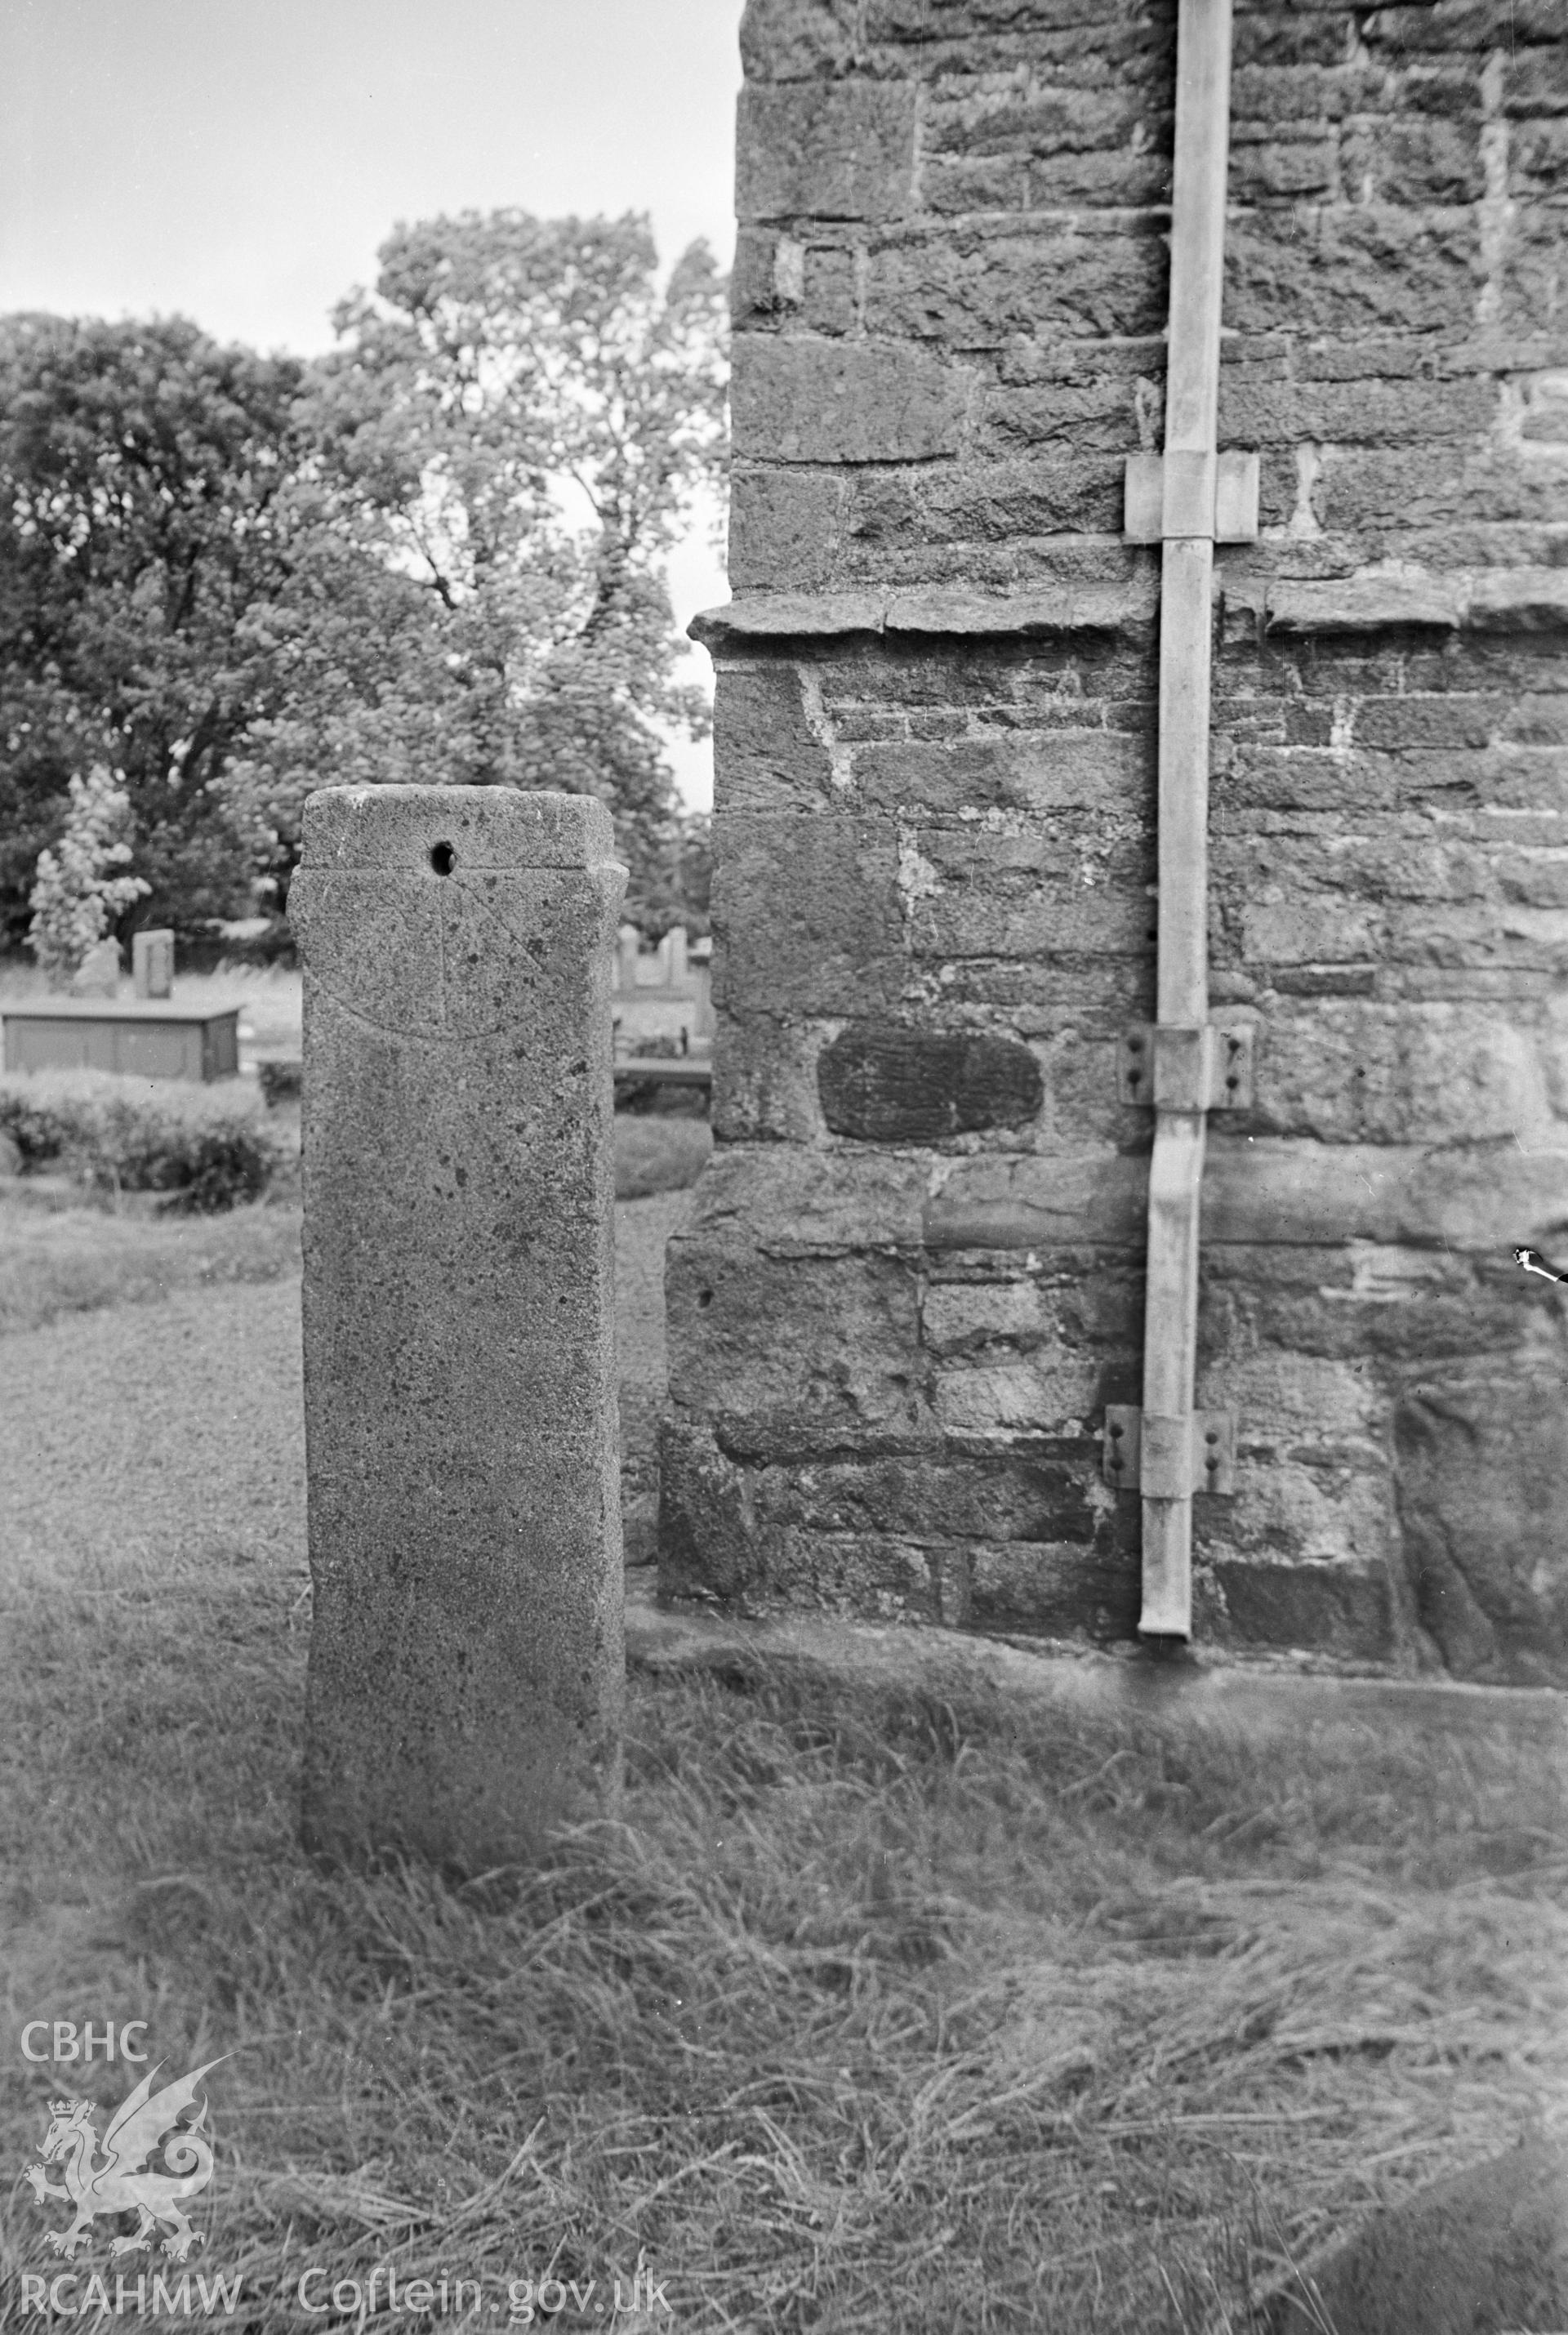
(1218, 377), (1495, 449)
(683, 1141), (932, 1251)
(864, 0), (1165, 41)
(1191, 1440), (1397, 1578)
(659, 1442), (1138, 1638)
(288, 786), (626, 1871)
(690, 579), (1157, 648)
(924, 1140), (1568, 1254)
(817, 1024), (1044, 1140)
(978, 377), (1143, 457)
(1501, 211), (1568, 334)
(1229, 135), (1338, 203)
(821, 1451), (1102, 1544)
(1228, 62), (1413, 131)
(762, 1531), (947, 1622)
(968, 1540), (1142, 1642)
(666, 1232), (935, 1453)
(1226, 209), (1482, 336)
(1232, 8), (1352, 69)
(1207, 1241), (1547, 1369)
(923, 152), (1034, 212)
(739, 0), (862, 82)
(1199, 1557), (1398, 1666)
(731, 230), (862, 339)
(1510, 111), (1568, 200)
(1240, 899), (1378, 965)
(727, 467), (849, 591)
(731, 336), (971, 466)
(864, 225), (1168, 343)
(851, 726), (1152, 813)
(909, 873), (1153, 965)
(712, 665), (839, 810)
(693, 590), (888, 648)
(710, 1012), (831, 1142)
(737, 82), (917, 221)
(1200, 1347), (1387, 1446)
(932, 1355), (1111, 1435)
(711, 810), (906, 1016)
(1343, 116), (1486, 203)
(894, 449), (1130, 541)
(657, 1421), (762, 1606)
(1246, 999), (1561, 1145)
(928, 80), (1147, 163)
(1394, 1371), (1568, 1684)
(1368, 0), (1567, 50)
(921, 1274), (1063, 1358)
(658, 1432), (948, 1623)
(1262, 2137), (1568, 2335)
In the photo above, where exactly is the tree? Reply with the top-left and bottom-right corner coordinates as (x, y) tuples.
(0, 212), (728, 950)
(0, 313), (305, 948)
(234, 210), (728, 912)
(25, 764), (149, 983)
(622, 810), (712, 942)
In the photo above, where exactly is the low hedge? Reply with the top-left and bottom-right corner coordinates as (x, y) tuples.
(256, 1058), (303, 1107)
(0, 1069), (287, 1213)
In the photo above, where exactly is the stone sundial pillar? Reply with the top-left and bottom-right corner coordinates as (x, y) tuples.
(287, 784), (626, 1872)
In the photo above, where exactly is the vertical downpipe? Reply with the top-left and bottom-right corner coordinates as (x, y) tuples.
(1139, 0), (1233, 1638)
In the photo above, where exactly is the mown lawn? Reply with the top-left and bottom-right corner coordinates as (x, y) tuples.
(0, 1174), (1563, 2333)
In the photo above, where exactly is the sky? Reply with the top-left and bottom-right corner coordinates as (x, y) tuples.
(0, 0), (746, 810)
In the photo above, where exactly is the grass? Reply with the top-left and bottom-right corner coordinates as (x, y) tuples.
(0, 1512), (1562, 2333)
(0, 1192), (303, 1337)
(0, 1104), (707, 1336)
(0, 1092), (304, 1335)
(0, 1054), (1561, 2331)
(612, 1115), (711, 1200)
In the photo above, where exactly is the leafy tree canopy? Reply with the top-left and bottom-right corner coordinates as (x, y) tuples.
(0, 312), (303, 946)
(0, 210), (727, 951)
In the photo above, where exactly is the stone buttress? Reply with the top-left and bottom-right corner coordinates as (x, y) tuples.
(660, 0), (1568, 1686)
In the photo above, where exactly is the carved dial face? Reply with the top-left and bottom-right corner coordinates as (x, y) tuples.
(287, 864), (573, 1042)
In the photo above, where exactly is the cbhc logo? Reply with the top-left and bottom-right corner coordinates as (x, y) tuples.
(20, 2022), (148, 2063)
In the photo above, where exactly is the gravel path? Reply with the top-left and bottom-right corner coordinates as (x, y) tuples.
(1, 1190), (694, 1586)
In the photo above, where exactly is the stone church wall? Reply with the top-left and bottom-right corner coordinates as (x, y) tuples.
(660, 0), (1568, 1684)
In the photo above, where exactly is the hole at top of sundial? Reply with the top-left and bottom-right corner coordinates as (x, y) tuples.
(430, 841), (456, 876)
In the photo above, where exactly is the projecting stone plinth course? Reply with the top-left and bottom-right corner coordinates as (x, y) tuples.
(288, 784), (626, 1872)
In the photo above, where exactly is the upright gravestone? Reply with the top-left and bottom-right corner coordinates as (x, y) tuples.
(287, 785), (627, 1871)
(69, 938), (120, 997)
(132, 929), (175, 1000)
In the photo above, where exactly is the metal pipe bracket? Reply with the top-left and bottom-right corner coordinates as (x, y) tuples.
(1102, 1406), (1237, 1497)
(1124, 448), (1260, 542)
(1117, 1020), (1254, 1111)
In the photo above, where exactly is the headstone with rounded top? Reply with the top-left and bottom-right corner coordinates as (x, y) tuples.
(132, 929), (175, 1000)
(287, 784), (627, 1874)
(68, 939), (121, 997)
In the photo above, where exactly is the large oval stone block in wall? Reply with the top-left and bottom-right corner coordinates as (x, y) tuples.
(818, 1024), (1044, 1143)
